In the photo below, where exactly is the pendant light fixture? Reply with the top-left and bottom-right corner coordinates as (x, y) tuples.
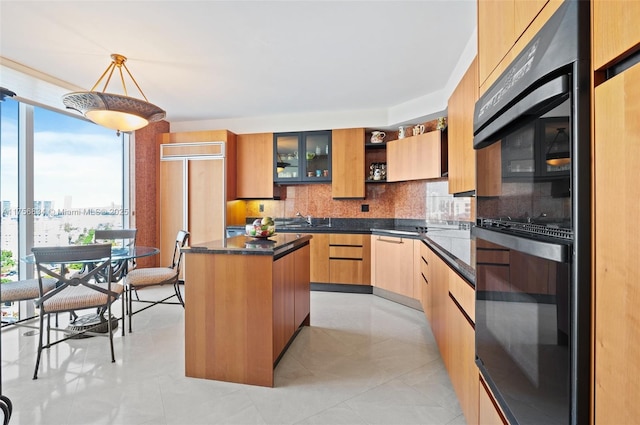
(62, 54), (165, 134)
(276, 153), (290, 174)
(545, 127), (571, 166)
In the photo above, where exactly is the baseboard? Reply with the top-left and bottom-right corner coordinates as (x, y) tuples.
(310, 283), (373, 294)
(310, 283), (423, 312)
(372, 287), (423, 311)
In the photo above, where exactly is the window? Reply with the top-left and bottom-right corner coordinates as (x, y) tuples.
(1, 96), (129, 322)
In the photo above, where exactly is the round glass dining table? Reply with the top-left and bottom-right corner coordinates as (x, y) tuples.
(21, 245), (159, 335)
(22, 245), (160, 264)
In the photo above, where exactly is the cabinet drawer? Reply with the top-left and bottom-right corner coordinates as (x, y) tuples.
(420, 254), (430, 283)
(449, 270), (475, 322)
(419, 242), (432, 279)
(329, 258), (364, 285)
(330, 233), (364, 246)
(329, 245), (363, 259)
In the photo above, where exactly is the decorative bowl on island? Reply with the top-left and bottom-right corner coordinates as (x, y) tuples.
(246, 217), (276, 238)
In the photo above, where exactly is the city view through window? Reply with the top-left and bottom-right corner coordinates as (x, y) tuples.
(1, 97), (129, 322)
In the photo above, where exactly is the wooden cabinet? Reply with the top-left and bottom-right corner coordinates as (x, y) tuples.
(593, 0), (640, 70)
(478, 0), (551, 87)
(273, 250), (295, 359)
(478, 0), (515, 87)
(514, 0), (549, 38)
(307, 233), (330, 283)
(332, 128), (365, 198)
(372, 234), (415, 298)
(274, 245), (311, 359)
(479, 378), (507, 425)
(386, 130), (445, 182)
(446, 269), (478, 425)
(414, 242), (452, 367)
(159, 140), (233, 267)
(237, 132), (275, 199)
(329, 234), (370, 285)
(418, 241), (479, 424)
(184, 242), (310, 387)
(429, 248), (451, 358)
(418, 241), (433, 323)
(477, 0), (550, 86)
(294, 245), (311, 329)
(447, 56), (478, 194)
(593, 60), (640, 424)
(478, 0), (562, 93)
(412, 239), (423, 301)
(305, 233), (369, 285)
(386, 139), (408, 182)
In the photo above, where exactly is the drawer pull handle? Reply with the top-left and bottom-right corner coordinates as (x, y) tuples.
(377, 237), (403, 244)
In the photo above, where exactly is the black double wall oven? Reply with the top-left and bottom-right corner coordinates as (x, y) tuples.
(472, 2), (590, 424)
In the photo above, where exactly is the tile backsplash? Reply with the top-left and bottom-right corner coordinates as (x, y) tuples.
(229, 178), (473, 225)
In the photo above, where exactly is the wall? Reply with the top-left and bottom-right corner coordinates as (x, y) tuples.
(230, 178), (472, 224)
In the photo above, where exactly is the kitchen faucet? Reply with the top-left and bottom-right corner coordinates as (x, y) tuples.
(295, 211), (313, 225)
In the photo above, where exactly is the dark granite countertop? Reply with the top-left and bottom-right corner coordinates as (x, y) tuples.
(235, 218), (476, 286)
(183, 233), (312, 259)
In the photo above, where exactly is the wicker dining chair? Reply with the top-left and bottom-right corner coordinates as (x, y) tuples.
(31, 244), (123, 379)
(92, 229), (137, 336)
(0, 278), (57, 328)
(124, 230), (189, 333)
(93, 229), (137, 282)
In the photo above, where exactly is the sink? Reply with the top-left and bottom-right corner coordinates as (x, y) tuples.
(280, 224), (309, 229)
(279, 223), (331, 229)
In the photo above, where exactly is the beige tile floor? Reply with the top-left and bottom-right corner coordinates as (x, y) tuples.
(1, 289), (465, 425)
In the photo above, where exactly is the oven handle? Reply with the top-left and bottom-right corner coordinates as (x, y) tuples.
(472, 226), (569, 263)
(473, 74), (569, 149)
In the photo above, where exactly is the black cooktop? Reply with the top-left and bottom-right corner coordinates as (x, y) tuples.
(477, 217), (573, 240)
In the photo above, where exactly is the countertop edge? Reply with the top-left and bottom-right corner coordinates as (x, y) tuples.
(182, 234), (312, 256)
(421, 236), (475, 286)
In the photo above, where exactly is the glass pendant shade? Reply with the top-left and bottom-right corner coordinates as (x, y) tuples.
(545, 153), (571, 166)
(545, 127), (570, 166)
(62, 54), (165, 133)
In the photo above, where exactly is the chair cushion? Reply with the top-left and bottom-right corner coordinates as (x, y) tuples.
(42, 282), (124, 313)
(0, 278), (57, 303)
(125, 267), (178, 288)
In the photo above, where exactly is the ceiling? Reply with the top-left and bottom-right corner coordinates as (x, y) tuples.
(0, 1), (477, 132)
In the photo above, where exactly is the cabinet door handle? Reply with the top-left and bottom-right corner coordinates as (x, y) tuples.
(377, 236), (403, 244)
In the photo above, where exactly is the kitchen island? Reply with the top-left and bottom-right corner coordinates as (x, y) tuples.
(182, 233), (311, 387)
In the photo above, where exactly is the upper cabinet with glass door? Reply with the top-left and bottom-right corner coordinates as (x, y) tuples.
(274, 130), (331, 183)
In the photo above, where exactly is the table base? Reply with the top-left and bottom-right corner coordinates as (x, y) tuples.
(67, 314), (118, 338)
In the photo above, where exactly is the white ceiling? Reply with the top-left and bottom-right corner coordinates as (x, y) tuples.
(0, 0), (477, 133)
